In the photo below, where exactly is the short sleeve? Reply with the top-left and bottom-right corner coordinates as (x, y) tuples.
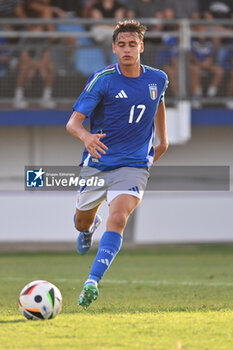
(160, 73), (169, 102)
(73, 72), (106, 118)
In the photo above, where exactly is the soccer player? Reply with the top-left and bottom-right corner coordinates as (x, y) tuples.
(66, 20), (169, 308)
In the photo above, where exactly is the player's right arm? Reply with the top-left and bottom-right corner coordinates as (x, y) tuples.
(66, 111), (108, 159)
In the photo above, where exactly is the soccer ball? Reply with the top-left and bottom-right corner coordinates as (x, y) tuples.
(19, 280), (62, 320)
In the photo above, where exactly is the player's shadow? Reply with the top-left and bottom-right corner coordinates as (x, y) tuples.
(0, 319), (25, 324)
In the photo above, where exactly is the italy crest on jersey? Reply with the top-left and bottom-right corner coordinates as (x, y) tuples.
(149, 84), (157, 100)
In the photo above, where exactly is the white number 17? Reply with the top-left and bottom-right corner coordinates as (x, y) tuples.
(128, 104), (146, 124)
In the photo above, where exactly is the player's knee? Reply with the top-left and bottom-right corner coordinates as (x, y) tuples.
(75, 218), (93, 232)
(109, 211), (127, 231)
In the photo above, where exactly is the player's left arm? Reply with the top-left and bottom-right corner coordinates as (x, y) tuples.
(153, 100), (168, 163)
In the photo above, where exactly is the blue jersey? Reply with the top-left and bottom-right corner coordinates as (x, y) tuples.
(73, 63), (168, 171)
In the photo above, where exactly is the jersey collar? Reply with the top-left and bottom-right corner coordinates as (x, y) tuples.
(116, 64), (146, 75)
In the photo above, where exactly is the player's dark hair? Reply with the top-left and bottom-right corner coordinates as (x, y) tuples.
(112, 20), (147, 43)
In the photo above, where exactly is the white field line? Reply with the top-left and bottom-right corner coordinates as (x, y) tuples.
(2, 277), (233, 287)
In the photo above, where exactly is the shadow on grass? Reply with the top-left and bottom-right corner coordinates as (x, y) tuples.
(0, 319), (25, 324)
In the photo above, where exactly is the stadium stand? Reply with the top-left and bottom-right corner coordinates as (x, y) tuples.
(0, 0), (27, 19)
(0, 0), (232, 111)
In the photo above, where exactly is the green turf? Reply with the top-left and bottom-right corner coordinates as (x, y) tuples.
(1, 244), (233, 349)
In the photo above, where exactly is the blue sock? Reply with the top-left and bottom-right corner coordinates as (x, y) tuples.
(85, 231), (123, 285)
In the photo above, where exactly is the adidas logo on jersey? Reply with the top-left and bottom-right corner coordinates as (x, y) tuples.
(97, 258), (109, 266)
(115, 90), (128, 98)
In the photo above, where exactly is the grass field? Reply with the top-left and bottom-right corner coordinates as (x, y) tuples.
(1, 244), (233, 350)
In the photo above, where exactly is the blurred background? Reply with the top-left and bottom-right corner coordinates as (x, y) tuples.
(0, 0), (232, 250)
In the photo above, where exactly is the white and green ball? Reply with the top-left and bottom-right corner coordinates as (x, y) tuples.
(19, 280), (62, 320)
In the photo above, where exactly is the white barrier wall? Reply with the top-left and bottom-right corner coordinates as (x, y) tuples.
(0, 191), (232, 243)
(1, 125), (233, 191)
(166, 102), (191, 144)
(0, 125), (233, 243)
(135, 192), (233, 243)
